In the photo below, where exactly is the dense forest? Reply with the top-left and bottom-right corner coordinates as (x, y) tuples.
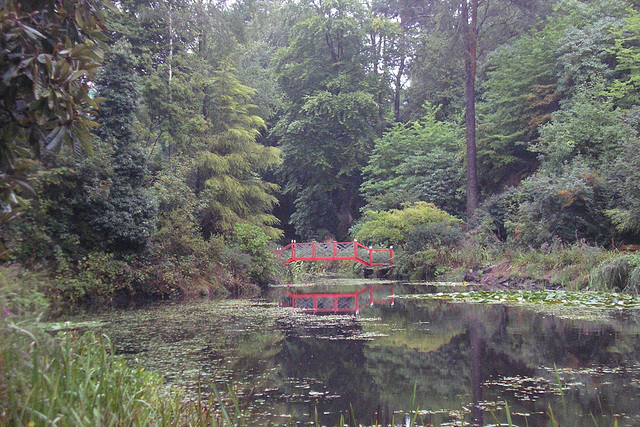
(3, 0), (640, 311)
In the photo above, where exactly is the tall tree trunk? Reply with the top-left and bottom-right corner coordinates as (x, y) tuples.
(462, 0), (479, 220)
(394, 38), (406, 122)
(168, 0), (173, 86)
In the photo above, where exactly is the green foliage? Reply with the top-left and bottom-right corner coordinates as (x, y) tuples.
(95, 40), (139, 144)
(0, 321), (242, 426)
(51, 252), (139, 308)
(235, 41), (286, 123)
(404, 30), (464, 122)
(0, 0), (111, 258)
(92, 41), (157, 252)
(5, 149), (115, 269)
(229, 222), (279, 287)
(0, 325), (162, 425)
(607, 8), (640, 107)
(600, 107), (640, 239)
(470, 188), (521, 242)
(478, 9), (562, 187)
(273, 0), (380, 240)
(352, 201), (465, 280)
(352, 202), (463, 247)
(275, 89), (378, 239)
(288, 186), (342, 241)
(509, 242), (608, 289)
(195, 68), (282, 239)
(478, 0), (627, 189)
(93, 179), (158, 252)
(555, 12), (625, 96)
(0, 267), (49, 318)
(506, 159), (610, 246)
(535, 85), (624, 169)
(361, 105), (465, 215)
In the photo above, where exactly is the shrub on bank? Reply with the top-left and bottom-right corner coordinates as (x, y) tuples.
(352, 202), (465, 280)
(351, 202), (464, 247)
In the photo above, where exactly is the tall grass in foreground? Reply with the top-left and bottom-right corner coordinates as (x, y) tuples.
(0, 320), (245, 426)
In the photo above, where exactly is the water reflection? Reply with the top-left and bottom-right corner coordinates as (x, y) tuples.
(93, 282), (640, 426)
(279, 284), (394, 314)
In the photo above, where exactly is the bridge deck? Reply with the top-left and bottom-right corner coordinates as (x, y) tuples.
(275, 241), (393, 267)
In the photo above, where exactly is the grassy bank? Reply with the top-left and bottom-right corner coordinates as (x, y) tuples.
(386, 239), (640, 294)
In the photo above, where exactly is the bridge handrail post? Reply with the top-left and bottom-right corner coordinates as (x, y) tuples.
(333, 241), (337, 257)
(390, 245), (393, 264)
(354, 239), (358, 260)
(312, 241), (316, 258)
(291, 240), (296, 259)
(369, 246), (373, 266)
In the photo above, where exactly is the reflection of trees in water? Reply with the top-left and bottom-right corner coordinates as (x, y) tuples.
(227, 330), (285, 382)
(362, 299), (640, 425)
(276, 329), (382, 425)
(366, 331), (473, 421)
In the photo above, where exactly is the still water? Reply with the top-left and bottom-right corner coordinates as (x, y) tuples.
(94, 280), (640, 426)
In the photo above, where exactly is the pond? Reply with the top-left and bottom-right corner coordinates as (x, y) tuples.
(91, 279), (640, 426)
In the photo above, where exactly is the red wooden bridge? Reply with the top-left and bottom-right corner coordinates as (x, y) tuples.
(281, 285), (394, 314)
(275, 241), (393, 267)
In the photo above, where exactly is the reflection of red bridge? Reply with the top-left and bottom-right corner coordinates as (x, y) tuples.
(275, 241), (393, 267)
(281, 285), (394, 314)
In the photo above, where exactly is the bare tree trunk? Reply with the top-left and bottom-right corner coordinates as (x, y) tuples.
(462, 0), (479, 221)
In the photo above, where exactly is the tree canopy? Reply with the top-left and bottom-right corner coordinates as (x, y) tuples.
(6, 0), (640, 298)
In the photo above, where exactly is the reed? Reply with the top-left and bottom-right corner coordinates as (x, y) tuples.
(0, 319), (245, 427)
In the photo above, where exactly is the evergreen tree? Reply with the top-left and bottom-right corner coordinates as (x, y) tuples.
(193, 68), (282, 239)
(93, 41), (157, 252)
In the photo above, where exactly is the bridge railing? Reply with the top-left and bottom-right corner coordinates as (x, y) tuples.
(275, 241), (393, 267)
(281, 285), (394, 314)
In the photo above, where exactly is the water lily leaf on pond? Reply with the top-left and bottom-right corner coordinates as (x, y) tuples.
(399, 290), (640, 310)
